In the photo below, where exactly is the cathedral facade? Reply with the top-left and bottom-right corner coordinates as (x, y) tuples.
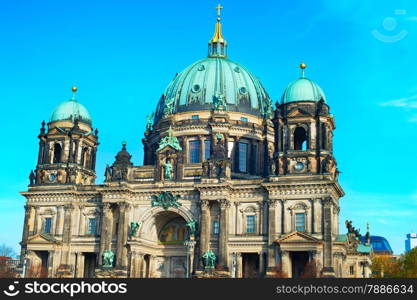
(19, 7), (371, 278)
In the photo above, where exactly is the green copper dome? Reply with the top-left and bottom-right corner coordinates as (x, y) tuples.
(281, 76), (326, 104)
(50, 98), (92, 125)
(154, 57), (272, 122)
(153, 9), (272, 123)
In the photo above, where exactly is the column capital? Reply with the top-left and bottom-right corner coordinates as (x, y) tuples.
(102, 202), (112, 211)
(64, 204), (74, 212)
(322, 197), (333, 207)
(268, 199), (278, 208)
(234, 201), (240, 207)
(218, 199), (231, 209)
(118, 202), (131, 212)
(24, 205), (33, 213)
(200, 200), (210, 209)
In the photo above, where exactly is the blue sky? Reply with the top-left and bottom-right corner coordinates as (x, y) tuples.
(0, 0), (416, 255)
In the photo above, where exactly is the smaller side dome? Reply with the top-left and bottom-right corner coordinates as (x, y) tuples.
(50, 87), (92, 125)
(281, 63), (326, 104)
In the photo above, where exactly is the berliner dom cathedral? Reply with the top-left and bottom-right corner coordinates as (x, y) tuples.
(19, 5), (371, 278)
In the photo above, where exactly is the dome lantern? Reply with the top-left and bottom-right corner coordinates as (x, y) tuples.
(208, 4), (227, 58)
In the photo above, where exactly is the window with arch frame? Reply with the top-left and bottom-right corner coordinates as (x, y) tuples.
(295, 213), (306, 231)
(293, 126), (308, 151)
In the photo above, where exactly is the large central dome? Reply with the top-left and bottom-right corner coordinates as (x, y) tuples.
(154, 57), (271, 122)
(153, 11), (272, 123)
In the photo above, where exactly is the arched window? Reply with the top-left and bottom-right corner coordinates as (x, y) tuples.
(81, 147), (89, 168)
(53, 143), (62, 163)
(294, 127), (307, 151)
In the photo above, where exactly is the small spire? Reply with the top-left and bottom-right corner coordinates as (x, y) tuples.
(71, 86), (78, 101)
(40, 120), (46, 134)
(121, 140), (127, 150)
(167, 125), (174, 137)
(208, 4), (227, 58)
(300, 62), (306, 78)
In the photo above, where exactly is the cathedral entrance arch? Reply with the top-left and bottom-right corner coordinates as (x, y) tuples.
(136, 208), (194, 278)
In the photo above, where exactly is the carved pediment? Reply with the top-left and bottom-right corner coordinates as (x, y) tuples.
(287, 108), (312, 118)
(157, 144), (180, 154)
(27, 233), (61, 245)
(277, 231), (321, 243)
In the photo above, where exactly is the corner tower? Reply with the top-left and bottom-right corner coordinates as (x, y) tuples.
(273, 63), (337, 177)
(32, 87), (99, 186)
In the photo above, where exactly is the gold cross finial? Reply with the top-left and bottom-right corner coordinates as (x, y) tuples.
(216, 4), (223, 20)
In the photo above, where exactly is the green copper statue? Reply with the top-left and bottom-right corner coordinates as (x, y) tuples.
(157, 126), (183, 152)
(213, 93), (227, 111)
(186, 220), (198, 236)
(163, 159), (173, 180)
(146, 113), (154, 130)
(202, 250), (216, 270)
(151, 191), (182, 210)
(102, 250), (115, 268)
(261, 97), (273, 119)
(163, 97), (175, 117)
(129, 221), (140, 237)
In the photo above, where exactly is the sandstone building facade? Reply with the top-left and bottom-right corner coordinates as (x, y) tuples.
(20, 7), (372, 278)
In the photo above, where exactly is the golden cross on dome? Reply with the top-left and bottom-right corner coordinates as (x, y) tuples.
(216, 4), (223, 19)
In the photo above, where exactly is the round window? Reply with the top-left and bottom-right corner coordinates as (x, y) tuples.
(198, 64), (205, 71)
(234, 66), (240, 73)
(294, 162), (305, 171)
(239, 87), (247, 94)
(48, 173), (57, 182)
(192, 84), (201, 93)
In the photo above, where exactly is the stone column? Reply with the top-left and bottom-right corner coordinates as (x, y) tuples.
(199, 135), (205, 162)
(183, 136), (189, 163)
(75, 252), (85, 278)
(47, 250), (55, 277)
(129, 251), (137, 278)
(98, 203), (112, 265)
(55, 205), (64, 236)
(267, 199), (277, 271)
(116, 202), (130, 268)
(19, 205), (33, 266)
(259, 252), (265, 276)
(218, 199), (230, 270)
(33, 206), (40, 234)
(234, 202), (240, 235)
(149, 255), (157, 278)
(199, 200), (210, 266)
(276, 199), (282, 235)
(78, 205), (85, 236)
(136, 253), (144, 278)
(258, 201), (263, 234)
(61, 204), (74, 265)
(313, 198), (322, 234)
(281, 250), (290, 277)
(184, 240), (196, 277)
(283, 200), (291, 233)
(21, 205), (32, 242)
(237, 252), (243, 278)
(321, 197), (335, 277)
